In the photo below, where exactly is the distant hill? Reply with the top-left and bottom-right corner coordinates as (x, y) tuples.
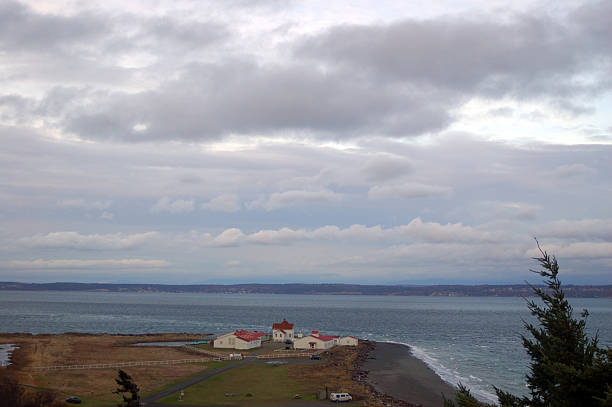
(1, 281), (611, 297)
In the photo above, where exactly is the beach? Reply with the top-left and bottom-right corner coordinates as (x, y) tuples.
(364, 342), (457, 407)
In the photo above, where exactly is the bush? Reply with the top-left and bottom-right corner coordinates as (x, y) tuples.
(445, 241), (612, 407)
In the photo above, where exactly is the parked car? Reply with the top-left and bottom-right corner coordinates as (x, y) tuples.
(65, 396), (82, 404)
(310, 354), (321, 360)
(329, 392), (352, 402)
(284, 339), (293, 344)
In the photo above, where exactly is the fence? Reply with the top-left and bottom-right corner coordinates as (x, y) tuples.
(255, 352), (313, 359)
(32, 357), (227, 371)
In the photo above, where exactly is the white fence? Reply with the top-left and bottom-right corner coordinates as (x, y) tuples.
(32, 357), (227, 371)
(255, 352), (313, 359)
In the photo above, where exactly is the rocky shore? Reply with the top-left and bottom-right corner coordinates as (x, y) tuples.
(354, 341), (457, 407)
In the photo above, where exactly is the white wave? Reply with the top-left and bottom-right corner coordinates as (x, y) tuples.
(382, 341), (498, 404)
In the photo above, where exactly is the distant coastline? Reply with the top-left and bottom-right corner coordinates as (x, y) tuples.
(2, 281), (611, 297)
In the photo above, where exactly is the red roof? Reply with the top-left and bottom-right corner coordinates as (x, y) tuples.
(234, 330), (262, 342)
(273, 319), (294, 330)
(251, 330), (269, 338)
(312, 333), (335, 342)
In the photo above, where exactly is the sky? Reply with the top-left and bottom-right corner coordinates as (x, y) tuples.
(1, 0), (611, 285)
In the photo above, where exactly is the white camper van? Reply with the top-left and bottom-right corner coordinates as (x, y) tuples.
(329, 392), (352, 402)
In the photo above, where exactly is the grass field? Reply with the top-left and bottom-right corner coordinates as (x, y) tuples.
(0, 333), (214, 405)
(159, 364), (322, 405)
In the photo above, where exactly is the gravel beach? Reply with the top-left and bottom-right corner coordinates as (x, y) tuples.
(364, 342), (457, 407)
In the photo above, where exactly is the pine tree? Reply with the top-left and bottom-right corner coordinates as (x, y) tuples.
(446, 241), (611, 407)
(113, 369), (140, 407)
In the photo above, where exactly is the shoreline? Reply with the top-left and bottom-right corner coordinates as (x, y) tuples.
(3, 332), (462, 406)
(364, 341), (457, 407)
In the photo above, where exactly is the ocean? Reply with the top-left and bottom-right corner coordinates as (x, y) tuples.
(1, 290), (611, 402)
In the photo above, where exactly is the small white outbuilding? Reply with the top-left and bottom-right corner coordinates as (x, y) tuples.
(339, 336), (359, 346)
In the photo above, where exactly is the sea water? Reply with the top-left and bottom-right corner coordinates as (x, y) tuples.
(1, 290), (611, 402)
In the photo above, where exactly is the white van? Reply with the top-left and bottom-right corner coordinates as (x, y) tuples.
(329, 392), (352, 402)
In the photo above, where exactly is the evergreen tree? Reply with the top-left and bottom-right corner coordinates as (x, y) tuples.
(445, 241), (611, 407)
(113, 369), (140, 407)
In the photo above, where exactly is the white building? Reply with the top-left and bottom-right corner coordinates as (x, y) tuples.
(339, 336), (359, 346)
(213, 330), (263, 350)
(293, 331), (335, 350)
(272, 319), (294, 342)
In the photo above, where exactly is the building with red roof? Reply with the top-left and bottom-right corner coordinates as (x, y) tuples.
(293, 330), (335, 350)
(213, 330), (266, 350)
(293, 331), (360, 350)
(272, 319), (295, 342)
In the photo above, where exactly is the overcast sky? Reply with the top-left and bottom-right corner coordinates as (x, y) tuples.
(1, 0), (611, 285)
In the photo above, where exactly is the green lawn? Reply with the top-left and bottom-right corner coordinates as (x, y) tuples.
(159, 364), (320, 405)
(142, 360), (238, 397)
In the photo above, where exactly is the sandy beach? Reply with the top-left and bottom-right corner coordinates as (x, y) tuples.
(364, 342), (457, 407)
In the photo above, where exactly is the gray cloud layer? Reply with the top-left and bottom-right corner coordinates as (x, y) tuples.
(2, 1), (610, 142)
(1, 0), (611, 283)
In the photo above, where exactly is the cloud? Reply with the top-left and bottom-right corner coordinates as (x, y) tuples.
(394, 217), (498, 243)
(0, 1), (107, 52)
(216, 218), (499, 247)
(57, 198), (112, 210)
(378, 242), (526, 262)
(212, 228), (245, 247)
(62, 59), (455, 141)
(550, 163), (596, 179)
(526, 242), (612, 259)
(538, 219), (612, 241)
(247, 227), (307, 245)
(201, 194), (241, 212)
(362, 156), (413, 182)
(295, 6), (612, 98)
(1, 258), (170, 270)
(249, 189), (342, 211)
(368, 183), (451, 199)
(100, 211), (114, 220)
(150, 197), (194, 213)
(4, 1), (611, 144)
(491, 202), (539, 221)
(18, 231), (160, 250)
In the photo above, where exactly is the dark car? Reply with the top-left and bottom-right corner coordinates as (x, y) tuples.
(310, 354), (321, 360)
(284, 339), (293, 344)
(66, 396), (82, 404)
